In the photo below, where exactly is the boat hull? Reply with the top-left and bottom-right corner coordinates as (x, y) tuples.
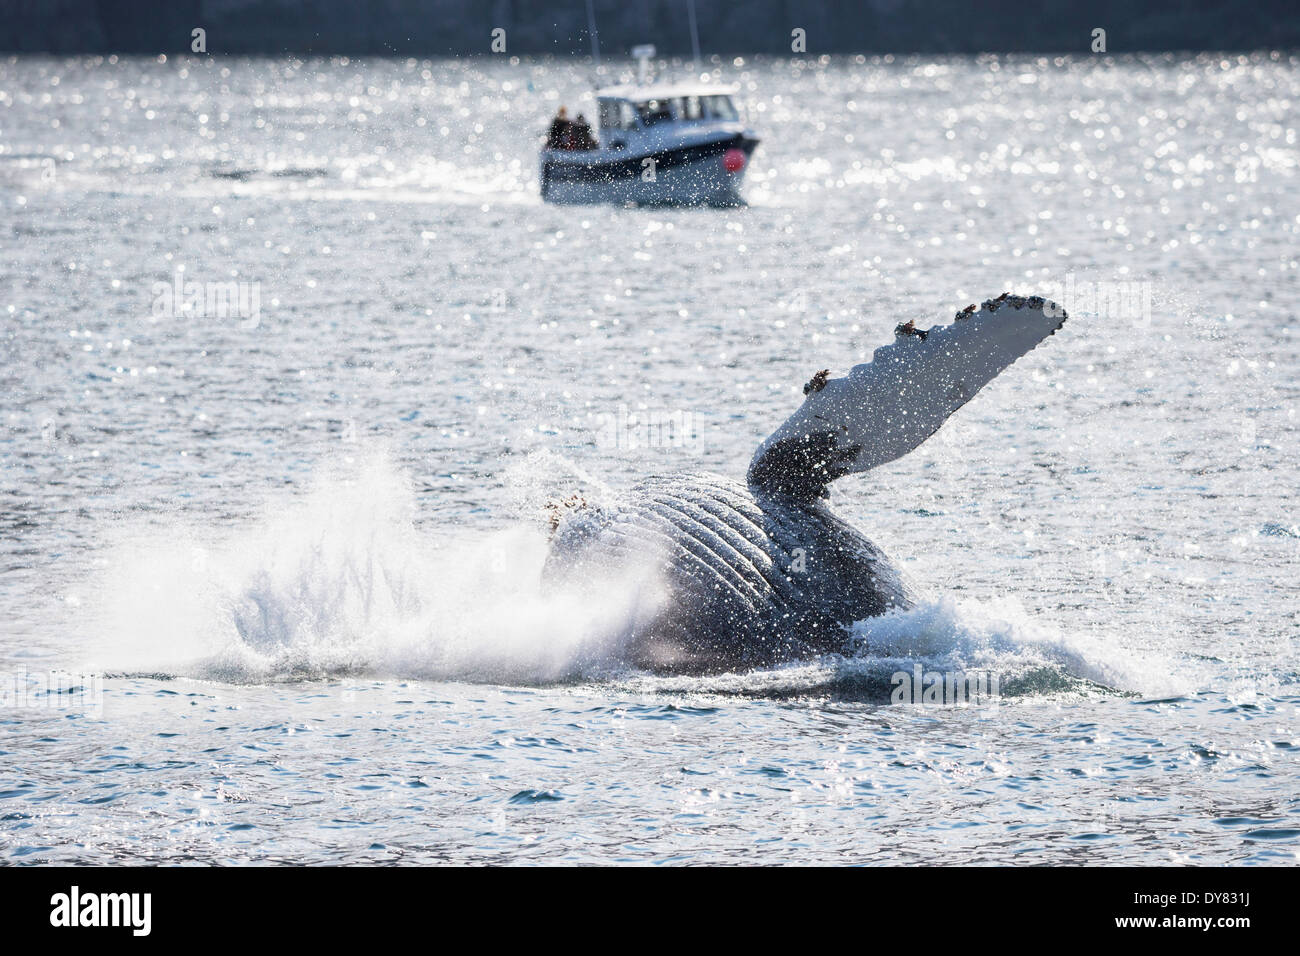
(541, 134), (758, 207)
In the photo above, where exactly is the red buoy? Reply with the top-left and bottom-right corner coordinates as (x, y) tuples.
(722, 148), (746, 173)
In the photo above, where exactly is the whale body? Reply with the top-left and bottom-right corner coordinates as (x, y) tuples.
(543, 294), (1068, 673)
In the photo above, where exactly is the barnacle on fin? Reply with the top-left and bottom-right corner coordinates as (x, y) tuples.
(544, 493), (589, 537)
(894, 320), (927, 340)
(803, 369), (831, 395)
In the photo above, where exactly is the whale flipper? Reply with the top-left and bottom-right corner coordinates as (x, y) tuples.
(748, 294), (1067, 499)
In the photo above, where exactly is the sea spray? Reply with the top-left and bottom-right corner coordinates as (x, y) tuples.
(86, 452), (665, 684)
(847, 596), (1198, 698)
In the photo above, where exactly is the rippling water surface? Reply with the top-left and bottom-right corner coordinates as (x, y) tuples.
(1, 52), (1298, 864)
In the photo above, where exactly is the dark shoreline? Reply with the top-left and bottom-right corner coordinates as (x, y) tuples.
(1, 0), (1297, 57)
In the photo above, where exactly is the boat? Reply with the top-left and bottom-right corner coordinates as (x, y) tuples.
(540, 48), (759, 207)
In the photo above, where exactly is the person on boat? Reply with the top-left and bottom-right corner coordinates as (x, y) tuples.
(571, 114), (598, 150)
(638, 99), (672, 126)
(547, 107), (572, 150)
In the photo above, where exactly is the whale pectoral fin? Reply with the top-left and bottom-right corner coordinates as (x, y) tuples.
(747, 294), (1067, 499)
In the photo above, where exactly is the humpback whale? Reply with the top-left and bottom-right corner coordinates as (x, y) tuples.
(543, 294), (1068, 673)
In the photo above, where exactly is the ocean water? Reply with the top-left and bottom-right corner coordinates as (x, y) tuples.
(1, 51), (1298, 865)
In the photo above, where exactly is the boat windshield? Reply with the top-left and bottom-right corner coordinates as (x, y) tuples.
(598, 98), (638, 132)
(635, 94), (740, 124)
(635, 98), (674, 126)
(700, 94), (739, 121)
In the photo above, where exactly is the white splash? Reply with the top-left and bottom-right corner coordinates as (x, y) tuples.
(846, 596), (1197, 697)
(85, 453), (663, 684)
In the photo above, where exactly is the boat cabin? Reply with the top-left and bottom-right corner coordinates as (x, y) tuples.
(591, 83), (743, 150)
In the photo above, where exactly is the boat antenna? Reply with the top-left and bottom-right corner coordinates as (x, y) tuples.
(585, 0), (601, 71)
(632, 44), (656, 86)
(685, 0), (701, 75)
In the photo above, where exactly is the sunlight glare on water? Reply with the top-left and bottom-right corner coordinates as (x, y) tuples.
(0, 52), (1297, 864)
